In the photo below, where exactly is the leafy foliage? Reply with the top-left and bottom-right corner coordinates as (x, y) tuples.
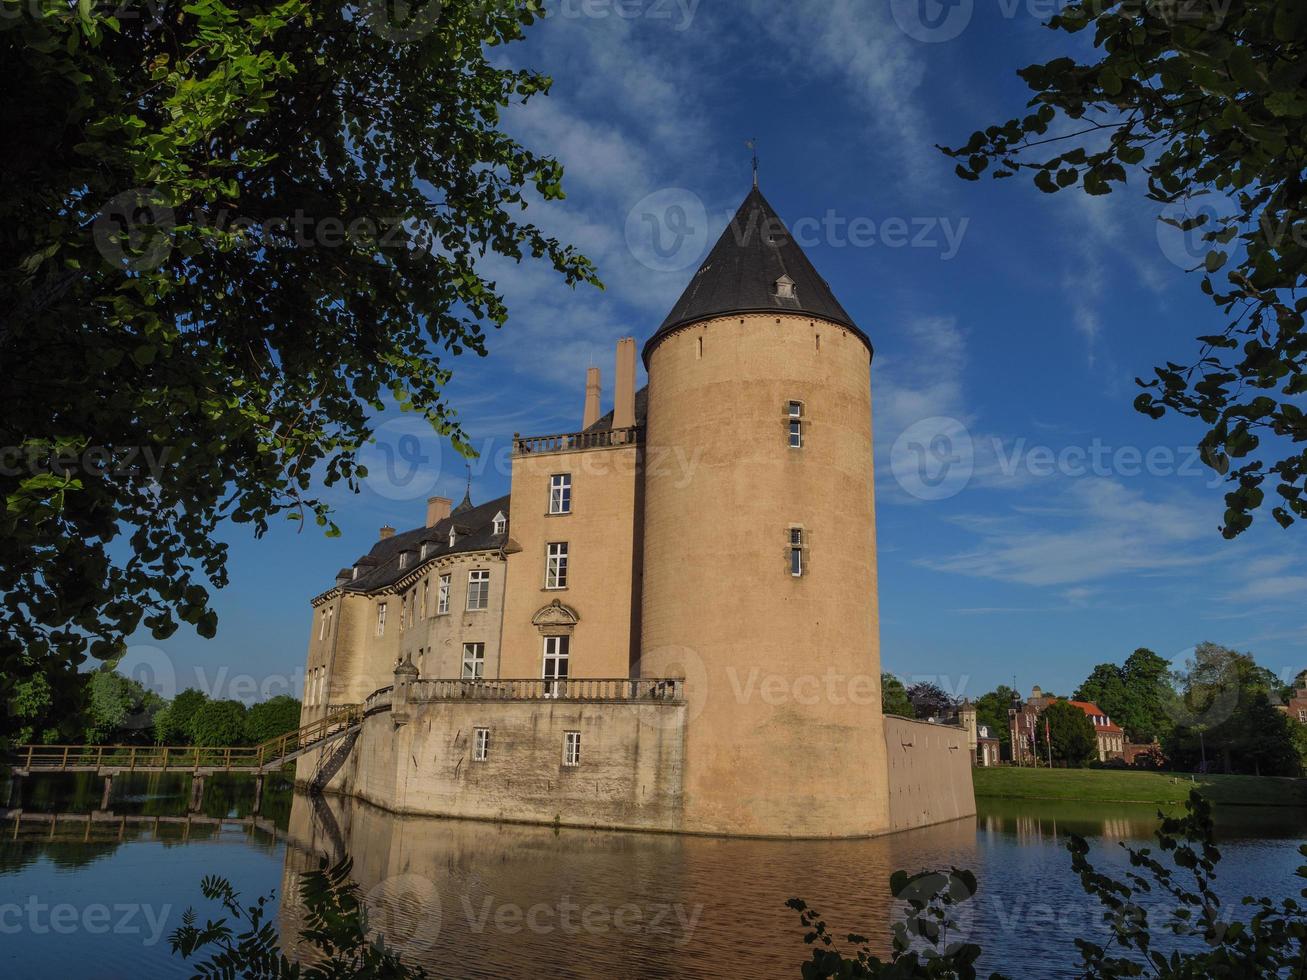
(907, 682), (957, 721)
(171, 858), (425, 978)
(792, 793), (1307, 978)
(0, 0), (597, 720)
(84, 668), (164, 744)
(1069, 791), (1307, 977)
(153, 687), (211, 745)
(243, 694), (302, 744)
(972, 686), (1016, 755)
(882, 673), (915, 718)
(788, 868), (993, 979)
(1037, 699), (1099, 767)
(1074, 648), (1174, 744)
(190, 698), (248, 748)
(941, 0), (1307, 538)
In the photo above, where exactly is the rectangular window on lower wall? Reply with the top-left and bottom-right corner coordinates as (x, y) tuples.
(563, 730), (581, 767)
(473, 727), (490, 762)
(462, 642), (485, 679)
(466, 569), (490, 610)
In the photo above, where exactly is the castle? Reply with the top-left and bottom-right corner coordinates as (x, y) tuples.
(297, 186), (975, 838)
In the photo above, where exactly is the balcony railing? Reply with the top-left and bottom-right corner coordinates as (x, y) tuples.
(513, 426), (642, 456)
(405, 677), (683, 703)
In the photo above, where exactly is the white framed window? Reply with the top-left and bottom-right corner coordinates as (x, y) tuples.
(462, 642), (486, 679)
(352, 565), (361, 580)
(563, 730), (581, 767)
(399, 551), (410, 570)
(448, 528), (457, 547)
(376, 602), (387, 636)
(492, 511), (507, 535)
(788, 401), (803, 449)
(409, 590), (416, 627)
(543, 635), (570, 696)
(473, 728), (490, 762)
(466, 569), (490, 610)
(437, 574), (450, 615)
(789, 527), (804, 577)
(319, 608), (330, 640)
(549, 474), (572, 515)
(545, 542), (569, 589)
(421, 579), (428, 619)
(420, 543), (429, 560)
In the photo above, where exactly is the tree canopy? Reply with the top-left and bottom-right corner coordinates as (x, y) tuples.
(881, 673), (914, 717)
(0, 0), (596, 720)
(943, 0), (1307, 538)
(1036, 699), (1099, 767)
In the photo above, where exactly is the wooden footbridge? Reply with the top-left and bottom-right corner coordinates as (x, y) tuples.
(4, 704), (363, 812)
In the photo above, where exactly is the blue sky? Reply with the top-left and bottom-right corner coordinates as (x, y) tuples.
(128, 0), (1305, 705)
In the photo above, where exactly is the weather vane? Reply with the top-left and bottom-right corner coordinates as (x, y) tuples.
(745, 137), (758, 187)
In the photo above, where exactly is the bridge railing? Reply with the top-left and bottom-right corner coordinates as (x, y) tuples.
(7, 704), (364, 773)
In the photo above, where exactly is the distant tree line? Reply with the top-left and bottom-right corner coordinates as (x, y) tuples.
(6, 665), (301, 749)
(883, 642), (1307, 776)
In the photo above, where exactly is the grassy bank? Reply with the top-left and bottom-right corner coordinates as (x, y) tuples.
(974, 766), (1307, 807)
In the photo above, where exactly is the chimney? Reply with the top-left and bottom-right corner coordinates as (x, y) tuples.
(582, 367), (602, 429)
(613, 337), (636, 430)
(426, 496), (452, 528)
(379, 525), (395, 540)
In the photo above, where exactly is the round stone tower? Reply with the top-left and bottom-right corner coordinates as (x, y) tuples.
(639, 187), (890, 837)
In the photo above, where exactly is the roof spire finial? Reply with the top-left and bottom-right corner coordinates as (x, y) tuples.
(746, 137), (758, 188)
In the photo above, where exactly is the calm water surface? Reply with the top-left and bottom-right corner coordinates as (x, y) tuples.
(2, 776), (1304, 979)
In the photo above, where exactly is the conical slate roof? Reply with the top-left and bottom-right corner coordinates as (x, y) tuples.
(643, 187), (871, 364)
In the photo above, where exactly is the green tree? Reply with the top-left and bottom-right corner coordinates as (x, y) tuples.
(942, 1), (1307, 538)
(1074, 662), (1129, 719)
(153, 687), (210, 745)
(84, 669), (164, 744)
(1118, 647), (1174, 743)
(881, 673), (914, 717)
(1036, 700), (1098, 767)
(190, 699), (248, 747)
(906, 681), (955, 720)
(0, 1), (597, 722)
(974, 685), (1017, 756)
(242, 695), (302, 744)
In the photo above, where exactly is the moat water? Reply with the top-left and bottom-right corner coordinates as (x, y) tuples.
(2, 773), (1305, 978)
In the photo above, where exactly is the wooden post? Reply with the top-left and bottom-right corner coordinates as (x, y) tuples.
(252, 774), (264, 815)
(99, 774), (113, 811)
(189, 775), (205, 813)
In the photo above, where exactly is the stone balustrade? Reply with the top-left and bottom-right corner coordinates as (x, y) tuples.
(512, 426), (642, 456)
(404, 677), (683, 703)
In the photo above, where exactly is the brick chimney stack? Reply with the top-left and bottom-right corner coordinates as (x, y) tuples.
(582, 367), (602, 429)
(613, 337), (636, 430)
(379, 525), (395, 540)
(426, 496), (452, 528)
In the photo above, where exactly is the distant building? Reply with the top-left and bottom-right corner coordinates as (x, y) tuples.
(1282, 687), (1307, 724)
(957, 701), (1000, 766)
(1067, 700), (1125, 762)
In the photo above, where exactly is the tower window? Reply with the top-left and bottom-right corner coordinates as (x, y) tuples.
(563, 730), (582, 767)
(437, 573), (451, 615)
(492, 511), (507, 535)
(774, 275), (796, 299)
(788, 401), (804, 449)
(462, 642), (486, 679)
(473, 728), (490, 762)
(467, 569), (490, 610)
(376, 602), (387, 636)
(399, 552), (409, 570)
(549, 474), (572, 515)
(790, 528), (804, 577)
(448, 528), (457, 547)
(421, 579), (428, 619)
(546, 542), (569, 589)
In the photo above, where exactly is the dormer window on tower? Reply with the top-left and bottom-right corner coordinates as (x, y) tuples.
(398, 552), (410, 570)
(774, 275), (796, 300)
(492, 511), (507, 535)
(448, 528), (457, 548)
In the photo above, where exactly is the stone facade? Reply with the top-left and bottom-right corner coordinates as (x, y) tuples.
(297, 184), (974, 839)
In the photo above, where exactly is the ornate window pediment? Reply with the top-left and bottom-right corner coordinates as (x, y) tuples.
(531, 599), (579, 636)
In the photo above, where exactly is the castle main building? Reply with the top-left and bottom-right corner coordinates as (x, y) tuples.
(299, 187), (974, 838)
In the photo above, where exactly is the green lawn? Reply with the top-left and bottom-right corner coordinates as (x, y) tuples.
(974, 766), (1307, 807)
